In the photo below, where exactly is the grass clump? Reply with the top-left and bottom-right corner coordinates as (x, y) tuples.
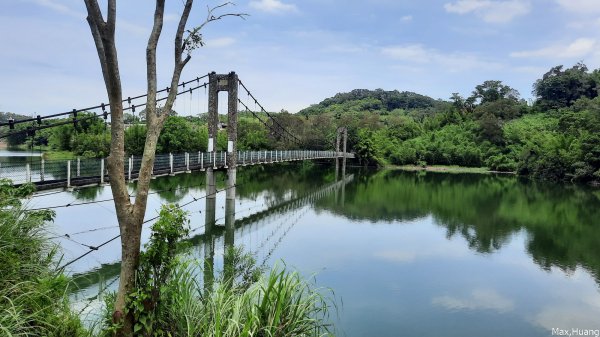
(162, 259), (335, 337)
(0, 179), (87, 336)
(99, 204), (336, 337)
(0, 183), (336, 337)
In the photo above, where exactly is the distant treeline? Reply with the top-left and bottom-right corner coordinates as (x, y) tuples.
(4, 62), (600, 184)
(297, 62), (600, 184)
(0, 112), (29, 124)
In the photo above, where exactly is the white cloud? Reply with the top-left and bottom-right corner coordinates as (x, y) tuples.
(432, 289), (514, 313)
(444, 0), (531, 23)
(249, 0), (298, 13)
(27, 0), (84, 18)
(381, 44), (502, 72)
(555, 0), (600, 14)
(400, 15), (413, 22)
(382, 44), (431, 63)
(205, 37), (236, 48)
(163, 13), (180, 23)
(510, 38), (597, 58)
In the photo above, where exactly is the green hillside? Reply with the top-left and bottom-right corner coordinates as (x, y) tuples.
(296, 63), (600, 184)
(299, 89), (443, 116)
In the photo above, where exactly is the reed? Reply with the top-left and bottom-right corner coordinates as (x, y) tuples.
(0, 179), (87, 336)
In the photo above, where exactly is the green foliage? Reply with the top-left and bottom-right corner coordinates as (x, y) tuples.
(534, 62), (598, 110)
(125, 124), (148, 156)
(157, 117), (203, 154)
(296, 65), (599, 183)
(0, 179), (86, 336)
(44, 113), (109, 158)
(390, 122), (483, 167)
(127, 204), (190, 336)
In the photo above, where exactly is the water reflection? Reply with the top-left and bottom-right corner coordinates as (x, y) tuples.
(315, 170), (600, 285)
(51, 164), (600, 336)
(70, 162), (352, 294)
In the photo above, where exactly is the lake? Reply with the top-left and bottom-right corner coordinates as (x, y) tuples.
(18, 160), (600, 336)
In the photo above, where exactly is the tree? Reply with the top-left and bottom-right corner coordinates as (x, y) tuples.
(156, 116), (203, 153)
(82, 1), (245, 335)
(470, 80), (520, 105)
(533, 63), (597, 110)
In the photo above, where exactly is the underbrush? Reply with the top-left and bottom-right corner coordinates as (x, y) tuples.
(96, 205), (337, 337)
(0, 179), (87, 336)
(0, 181), (336, 337)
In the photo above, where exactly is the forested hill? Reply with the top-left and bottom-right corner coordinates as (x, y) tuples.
(0, 112), (29, 123)
(296, 63), (600, 184)
(298, 89), (442, 116)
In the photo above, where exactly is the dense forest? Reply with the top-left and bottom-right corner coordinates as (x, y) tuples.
(0, 112), (29, 124)
(298, 62), (600, 184)
(3, 62), (599, 184)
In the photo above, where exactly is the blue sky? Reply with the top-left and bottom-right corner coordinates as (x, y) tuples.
(1, 0), (600, 115)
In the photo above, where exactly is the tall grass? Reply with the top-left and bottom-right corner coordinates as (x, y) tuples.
(163, 260), (335, 337)
(0, 179), (87, 336)
(0, 184), (337, 337)
(94, 205), (337, 336)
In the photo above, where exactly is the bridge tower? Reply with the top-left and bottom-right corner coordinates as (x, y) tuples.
(206, 71), (239, 286)
(335, 127), (348, 206)
(335, 127), (348, 180)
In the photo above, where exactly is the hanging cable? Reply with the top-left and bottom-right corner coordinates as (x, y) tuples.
(58, 182), (242, 271)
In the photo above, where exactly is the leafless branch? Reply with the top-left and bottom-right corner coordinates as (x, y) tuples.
(182, 2), (248, 56)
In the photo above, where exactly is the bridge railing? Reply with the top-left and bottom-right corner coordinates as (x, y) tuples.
(2, 150), (354, 189)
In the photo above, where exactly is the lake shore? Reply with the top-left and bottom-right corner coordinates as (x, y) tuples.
(387, 164), (516, 175)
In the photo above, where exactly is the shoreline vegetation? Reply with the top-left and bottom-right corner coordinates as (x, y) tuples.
(389, 165), (514, 175)
(2, 62), (599, 185)
(0, 180), (336, 337)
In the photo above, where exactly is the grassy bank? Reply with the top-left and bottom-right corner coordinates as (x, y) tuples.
(1, 186), (336, 336)
(0, 179), (87, 336)
(388, 164), (515, 174)
(5, 143), (76, 160)
(42, 150), (76, 160)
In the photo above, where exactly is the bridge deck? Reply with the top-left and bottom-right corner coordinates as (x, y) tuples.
(1, 150), (354, 191)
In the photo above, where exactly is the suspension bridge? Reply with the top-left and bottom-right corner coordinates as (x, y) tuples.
(2, 71), (354, 304)
(0, 71), (353, 191)
(69, 172), (354, 310)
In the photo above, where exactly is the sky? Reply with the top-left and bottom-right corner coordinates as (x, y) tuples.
(1, 0), (600, 115)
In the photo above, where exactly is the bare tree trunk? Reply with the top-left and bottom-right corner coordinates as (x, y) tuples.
(83, 1), (245, 335)
(83, 1), (194, 335)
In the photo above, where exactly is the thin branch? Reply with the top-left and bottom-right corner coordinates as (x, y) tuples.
(106, 0), (116, 36)
(182, 2), (248, 56)
(146, 0), (166, 122)
(175, 0), (194, 64)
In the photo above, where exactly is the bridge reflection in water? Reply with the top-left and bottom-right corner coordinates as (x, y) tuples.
(71, 161), (353, 311)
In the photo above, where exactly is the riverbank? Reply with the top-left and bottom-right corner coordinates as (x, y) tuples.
(42, 150), (76, 160)
(388, 164), (516, 175)
(6, 144), (76, 160)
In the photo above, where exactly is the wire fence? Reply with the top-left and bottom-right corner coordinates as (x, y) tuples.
(2, 150), (353, 188)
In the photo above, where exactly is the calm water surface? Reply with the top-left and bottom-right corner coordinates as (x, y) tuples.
(21, 161), (600, 336)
